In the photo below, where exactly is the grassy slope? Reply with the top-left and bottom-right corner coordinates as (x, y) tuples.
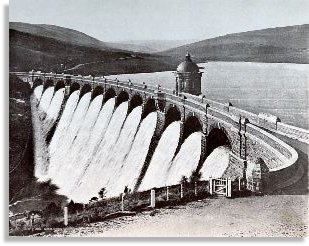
(10, 22), (197, 54)
(9, 24), (177, 75)
(9, 75), (33, 202)
(9, 22), (110, 51)
(160, 25), (309, 64)
(106, 39), (200, 53)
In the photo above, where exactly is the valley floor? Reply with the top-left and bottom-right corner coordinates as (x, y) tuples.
(34, 194), (308, 237)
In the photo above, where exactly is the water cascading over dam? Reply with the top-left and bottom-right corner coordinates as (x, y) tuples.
(32, 87), (231, 203)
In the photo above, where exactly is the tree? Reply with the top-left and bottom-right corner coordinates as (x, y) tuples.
(189, 170), (202, 183)
(43, 202), (61, 217)
(180, 175), (188, 184)
(98, 187), (107, 199)
(89, 197), (98, 203)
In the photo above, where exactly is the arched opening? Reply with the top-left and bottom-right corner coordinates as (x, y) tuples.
(206, 128), (231, 157)
(128, 94), (143, 114)
(103, 88), (116, 103)
(55, 80), (65, 91)
(183, 116), (202, 140)
(164, 106), (181, 129)
(70, 82), (80, 95)
(92, 85), (104, 100)
(33, 78), (43, 89)
(80, 84), (92, 98)
(116, 90), (129, 107)
(43, 79), (54, 90)
(142, 98), (156, 119)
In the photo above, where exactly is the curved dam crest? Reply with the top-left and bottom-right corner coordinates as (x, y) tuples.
(24, 71), (303, 203)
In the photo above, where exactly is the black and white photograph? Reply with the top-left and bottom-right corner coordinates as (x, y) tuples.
(7, 0), (309, 237)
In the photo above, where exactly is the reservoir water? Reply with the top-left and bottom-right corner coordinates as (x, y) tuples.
(107, 62), (309, 129)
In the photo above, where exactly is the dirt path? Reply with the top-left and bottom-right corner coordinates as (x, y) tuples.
(36, 195), (308, 237)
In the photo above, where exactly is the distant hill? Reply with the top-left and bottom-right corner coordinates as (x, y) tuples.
(160, 25), (309, 64)
(107, 39), (200, 53)
(10, 22), (111, 51)
(10, 22), (309, 75)
(9, 22), (177, 75)
(10, 22), (196, 53)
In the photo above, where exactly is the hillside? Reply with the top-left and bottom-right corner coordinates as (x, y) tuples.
(9, 23), (177, 75)
(10, 22), (195, 53)
(160, 25), (309, 64)
(107, 39), (199, 53)
(9, 22), (111, 51)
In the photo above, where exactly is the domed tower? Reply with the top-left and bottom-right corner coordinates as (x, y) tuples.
(175, 52), (203, 96)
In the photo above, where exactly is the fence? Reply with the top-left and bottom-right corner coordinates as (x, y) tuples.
(9, 177), (247, 234)
(62, 178), (246, 226)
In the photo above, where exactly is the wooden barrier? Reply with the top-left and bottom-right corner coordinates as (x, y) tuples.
(64, 207), (68, 226)
(150, 189), (156, 208)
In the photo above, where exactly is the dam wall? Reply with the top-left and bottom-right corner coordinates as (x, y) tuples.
(10, 71), (305, 198)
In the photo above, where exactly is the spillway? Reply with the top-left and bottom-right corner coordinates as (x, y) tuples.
(138, 121), (181, 191)
(38, 87), (54, 113)
(48, 90), (80, 157)
(45, 88), (65, 123)
(41, 88), (66, 138)
(33, 85), (43, 102)
(32, 85), (231, 203)
(69, 97), (116, 193)
(49, 92), (91, 186)
(113, 112), (157, 196)
(56, 95), (103, 195)
(70, 101), (129, 202)
(200, 146), (231, 180)
(165, 132), (202, 186)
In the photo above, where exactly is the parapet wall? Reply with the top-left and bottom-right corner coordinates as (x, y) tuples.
(246, 123), (298, 171)
(181, 91), (309, 144)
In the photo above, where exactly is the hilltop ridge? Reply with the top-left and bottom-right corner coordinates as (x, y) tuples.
(160, 24), (309, 64)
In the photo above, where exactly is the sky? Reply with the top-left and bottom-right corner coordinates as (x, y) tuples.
(9, 0), (309, 42)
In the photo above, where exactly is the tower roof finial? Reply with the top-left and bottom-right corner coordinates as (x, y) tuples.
(185, 52), (191, 62)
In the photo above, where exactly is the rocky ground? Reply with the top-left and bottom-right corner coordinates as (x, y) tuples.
(33, 194), (308, 237)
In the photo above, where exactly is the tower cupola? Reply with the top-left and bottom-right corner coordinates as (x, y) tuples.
(175, 52), (203, 96)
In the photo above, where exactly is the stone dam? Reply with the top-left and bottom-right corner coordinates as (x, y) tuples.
(11, 59), (308, 203)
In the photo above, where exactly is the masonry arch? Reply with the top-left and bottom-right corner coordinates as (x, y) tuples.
(116, 90), (129, 107)
(80, 84), (92, 98)
(142, 98), (157, 119)
(33, 78), (43, 89)
(70, 82), (80, 95)
(183, 115), (203, 140)
(43, 79), (54, 90)
(206, 127), (231, 157)
(103, 88), (116, 103)
(128, 93), (143, 114)
(164, 105), (181, 130)
(55, 80), (65, 91)
(92, 85), (104, 100)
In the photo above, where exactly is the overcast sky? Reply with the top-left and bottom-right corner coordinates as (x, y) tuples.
(9, 0), (309, 42)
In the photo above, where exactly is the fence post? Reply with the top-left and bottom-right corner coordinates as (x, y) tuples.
(180, 184), (184, 199)
(238, 178), (241, 191)
(64, 206), (68, 226)
(121, 193), (125, 211)
(252, 178), (254, 191)
(209, 178), (213, 195)
(150, 189), (156, 208)
(227, 178), (232, 198)
(194, 182), (197, 196)
(166, 186), (169, 201)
